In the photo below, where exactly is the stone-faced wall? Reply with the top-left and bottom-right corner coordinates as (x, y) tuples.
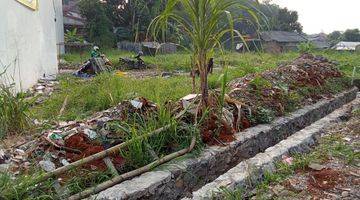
(93, 88), (358, 200)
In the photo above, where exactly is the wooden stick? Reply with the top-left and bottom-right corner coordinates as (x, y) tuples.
(35, 124), (172, 183)
(59, 95), (69, 117)
(68, 136), (196, 200)
(103, 157), (119, 176)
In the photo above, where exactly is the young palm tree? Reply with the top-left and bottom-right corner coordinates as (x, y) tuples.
(150, 0), (259, 107)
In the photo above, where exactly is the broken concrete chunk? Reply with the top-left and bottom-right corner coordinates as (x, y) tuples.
(130, 100), (143, 109)
(308, 163), (325, 171)
(84, 129), (98, 140)
(61, 159), (70, 166)
(39, 160), (56, 172)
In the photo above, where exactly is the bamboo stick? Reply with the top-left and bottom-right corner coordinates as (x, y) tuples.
(36, 124), (172, 183)
(59, 95), (69, 117)
(103, 157), (119, 176)
(68, 136), (196, 200)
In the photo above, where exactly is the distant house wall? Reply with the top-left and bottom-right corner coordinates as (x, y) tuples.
(281, 42), (300, 51)
(262, 41), (300, 53)
(262, 41), (282, 54)
(0, 0), (59, 91)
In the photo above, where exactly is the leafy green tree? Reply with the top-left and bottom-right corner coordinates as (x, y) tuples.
(78, 0), (115, 47)
(272, 8), (302, 32)
(150, 0), (259, 106)
(106, 0), (164, 42)
(328, 31), (343, 46)
(343, 29), (360, 42)
(260, 4), (302, 33)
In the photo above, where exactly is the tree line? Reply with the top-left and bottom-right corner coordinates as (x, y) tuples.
(328, 29), (360, 46)
(78, 0), (303, 47)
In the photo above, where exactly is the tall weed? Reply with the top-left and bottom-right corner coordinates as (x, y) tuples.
(0, 84), (32, 138)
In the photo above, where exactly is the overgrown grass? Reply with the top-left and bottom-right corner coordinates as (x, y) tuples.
(36, 50), (359, 122)
(31, 73), (194, 121)
(0, 84), (32, 138)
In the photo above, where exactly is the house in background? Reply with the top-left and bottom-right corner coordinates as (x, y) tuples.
(63, 0), (86, 36)
(307, 33), (330, 49)
(0, 0), (63, 90)
(332, 41), (360, 51)
(260, 31), (308, 53)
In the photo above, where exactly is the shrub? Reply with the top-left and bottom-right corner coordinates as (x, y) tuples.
(0, 84), (32, 138)
(298, 42), (316, 53)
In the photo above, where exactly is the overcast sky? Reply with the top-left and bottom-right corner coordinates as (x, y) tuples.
(270, 0), (360, 34)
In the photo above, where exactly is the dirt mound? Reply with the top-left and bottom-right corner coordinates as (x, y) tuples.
(227, 53), (347, 128)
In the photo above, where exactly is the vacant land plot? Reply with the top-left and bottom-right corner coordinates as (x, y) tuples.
(35, 50), (360, 121)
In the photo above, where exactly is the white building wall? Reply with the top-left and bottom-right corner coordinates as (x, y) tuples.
(0, 0), (59, 91)
(54, 0), (65, 55)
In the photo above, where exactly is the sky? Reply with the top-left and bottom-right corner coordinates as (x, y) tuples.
(270, 0), (360, 34)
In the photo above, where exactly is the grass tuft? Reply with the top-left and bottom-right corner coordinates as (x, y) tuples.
(0, 84), (32, 138)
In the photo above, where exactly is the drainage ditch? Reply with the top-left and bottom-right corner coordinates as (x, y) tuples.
(92, 88), (358, 200)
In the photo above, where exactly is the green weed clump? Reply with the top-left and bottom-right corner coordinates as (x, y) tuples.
(0, 84), (32, 138)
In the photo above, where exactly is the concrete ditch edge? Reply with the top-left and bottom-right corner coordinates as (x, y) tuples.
(189, 92), (360, 200)
(92, 88), (358, 200)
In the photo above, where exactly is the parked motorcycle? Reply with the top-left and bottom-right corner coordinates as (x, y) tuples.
(118, 52), (147, 70)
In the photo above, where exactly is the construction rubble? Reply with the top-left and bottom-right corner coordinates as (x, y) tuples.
(28, 76), (59, 104)
(0, 98), (158, 175)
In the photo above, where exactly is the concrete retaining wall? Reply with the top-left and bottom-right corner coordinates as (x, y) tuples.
(190, 95), (359, 199)
(93, 88), (358, 200)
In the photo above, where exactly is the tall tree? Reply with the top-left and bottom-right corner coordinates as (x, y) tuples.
(260, 4), (302, 33)
(78, 0), (115, 47)
(343, 29), (360, 42)
(328, 31), (343, 46)
(106, 0), (164, 42)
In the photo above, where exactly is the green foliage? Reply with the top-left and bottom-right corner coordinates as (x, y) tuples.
(150, 0), (260, 105)
(221, 187), (243, 200)
(0, 84), (32, 138)
(254, 107), (275, 124)
(32, 73), (193, 121)
(343, 28), (360, 42)
(64, 28), (84, 43)
(328, 31), (343, 46)
(37, 50), (360, 122)
(297, 42), (316, 54)
(78, 0), (115, 47)
(249, 75), (272, 90)
(0, 172), (56, 200)
(260, 4), (302, 33)
(108, 0), (164, 42)
(328, 29), (360, 46)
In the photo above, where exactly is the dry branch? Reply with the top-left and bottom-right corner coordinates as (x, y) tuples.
(59, 95), (69, 116)
(68, 136), (197, 200)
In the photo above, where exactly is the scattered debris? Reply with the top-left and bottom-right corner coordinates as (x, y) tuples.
(29, 77), (59, 104)
(74, 56), (112, 78)
(39, 160), (56, 172)
(308, 162), (326, 171)
(282, 155), (294, 165)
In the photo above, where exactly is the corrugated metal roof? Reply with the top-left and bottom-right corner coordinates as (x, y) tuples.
(331, 41), (360, 51)
(260, 31), (308, 43)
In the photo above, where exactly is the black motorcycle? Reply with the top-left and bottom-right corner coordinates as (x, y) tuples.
(118, 52), (147, 70)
